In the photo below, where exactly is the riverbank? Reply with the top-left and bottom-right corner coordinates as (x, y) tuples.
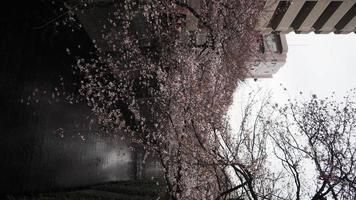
(4, 180), (167, 200)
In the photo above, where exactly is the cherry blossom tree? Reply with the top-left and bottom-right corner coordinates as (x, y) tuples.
(268, 92), (356, 200)
(210, 91), (281, 200)
(71, 0), (265, 199)
(61, 1), (356, 198)
(217, 90), (356, 200)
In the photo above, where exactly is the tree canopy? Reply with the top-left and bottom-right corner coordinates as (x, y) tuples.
(74, 1), (264, 199)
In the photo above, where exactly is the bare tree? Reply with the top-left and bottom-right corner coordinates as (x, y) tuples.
(269, 93), (356, 200)
(210, 91), (283, 200)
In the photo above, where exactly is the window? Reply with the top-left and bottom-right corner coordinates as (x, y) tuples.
(264, 34), (281, 53)
(258, 35), (265, 53)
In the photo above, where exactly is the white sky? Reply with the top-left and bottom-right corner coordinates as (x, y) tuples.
(228, 33), (356, 195)
(271, 32), (356, 100)
(230, 32), (356, 129)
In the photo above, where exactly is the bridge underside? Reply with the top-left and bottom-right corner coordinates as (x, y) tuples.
(258, 0), (356, 34)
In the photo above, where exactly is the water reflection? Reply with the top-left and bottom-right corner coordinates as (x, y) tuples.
(0, 89), (136, 194)
(0, 1), (162, 195)
(0, 3), (133, 193)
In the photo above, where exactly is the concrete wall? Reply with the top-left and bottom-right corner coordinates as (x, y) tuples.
(246, 33), (288, 79)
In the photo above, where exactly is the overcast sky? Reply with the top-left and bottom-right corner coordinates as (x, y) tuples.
(229, 32), (356, 128)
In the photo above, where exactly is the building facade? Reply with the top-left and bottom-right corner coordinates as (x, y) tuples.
(249, 0), (355, 79)
(258, 0), (356, 34)
(246, 33), (288, 79)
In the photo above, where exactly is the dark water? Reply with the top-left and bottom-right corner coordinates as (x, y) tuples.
(0, 1), (161, 194)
